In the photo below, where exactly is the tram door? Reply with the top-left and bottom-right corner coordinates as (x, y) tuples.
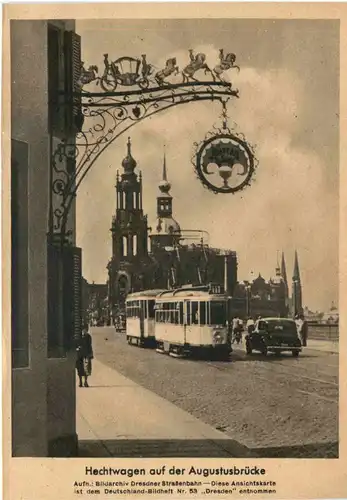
(139, 301), (145, 337)
(183, 300), (190, 344)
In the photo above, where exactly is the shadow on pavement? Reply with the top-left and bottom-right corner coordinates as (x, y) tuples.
(78, 439), (338, 458)
(251, 441), (338, 458)
(78, 439), (256, 458)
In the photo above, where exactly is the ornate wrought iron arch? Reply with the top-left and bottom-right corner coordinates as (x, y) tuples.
(50, 79), (238, 244)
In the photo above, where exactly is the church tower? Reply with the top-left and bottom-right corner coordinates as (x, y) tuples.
(269, 253), (289, 317)
(108, 138), (149, 316)
(150, 150), (181, 250)
(112, 137), (148, 260)
(292, 250), (303, 316)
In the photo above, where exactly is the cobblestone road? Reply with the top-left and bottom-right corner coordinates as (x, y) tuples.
(90, 327), (338, 455)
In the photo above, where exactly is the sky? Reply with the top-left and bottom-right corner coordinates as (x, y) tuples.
(75, 19), (339, 312)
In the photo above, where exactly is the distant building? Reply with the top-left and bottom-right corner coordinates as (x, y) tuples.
(230, 265), (289, 319)
(321, 302), (339, 325)
(81, 280), (108, 325)
(303, 306), (323, 324)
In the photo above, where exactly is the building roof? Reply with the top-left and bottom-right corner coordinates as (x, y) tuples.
(126, 289), (167, 299)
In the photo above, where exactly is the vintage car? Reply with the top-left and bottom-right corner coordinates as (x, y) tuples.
(245, 317), (302, 357)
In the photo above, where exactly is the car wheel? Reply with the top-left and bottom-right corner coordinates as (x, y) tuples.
(246, 340), (253, 355)
(292, 350), (300, 357)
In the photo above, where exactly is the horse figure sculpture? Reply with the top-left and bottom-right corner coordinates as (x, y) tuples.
(141, 54), (154, 81)
(212, 49), (240, 82)
(155, 57), (179, 86)
(77, 62), (99, 88)
(181, 50), (213, 83)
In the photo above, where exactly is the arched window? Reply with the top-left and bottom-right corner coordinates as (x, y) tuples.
(133, 192), (137, 209)
(133, 234), (137, 256)
(123, 192), (126, 209)
(148, 237), (152, 253)
(123, 236), (128, 257)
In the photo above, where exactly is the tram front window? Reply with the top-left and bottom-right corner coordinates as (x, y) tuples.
(210, 302), (226, 325)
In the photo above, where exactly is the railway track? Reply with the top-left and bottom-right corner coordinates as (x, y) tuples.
(201, 357), (339, 404)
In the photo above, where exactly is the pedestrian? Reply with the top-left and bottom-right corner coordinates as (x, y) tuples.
(299, 314), (308, 347)
(246, 316), (255, 334)
(295, 314), (302, 332)
(232, 317), (243, 344)
(75, 325), (94, 388)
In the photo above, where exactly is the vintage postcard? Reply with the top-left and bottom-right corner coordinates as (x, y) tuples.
(2, 2), (347, 500)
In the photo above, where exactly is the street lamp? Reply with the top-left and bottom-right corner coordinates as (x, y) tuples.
(245, 284), (251, 318)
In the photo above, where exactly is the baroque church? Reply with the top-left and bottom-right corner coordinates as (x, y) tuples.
(103, 138), (303, 322)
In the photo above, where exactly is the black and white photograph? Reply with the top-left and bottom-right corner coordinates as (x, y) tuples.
(4, 4), (346, 499)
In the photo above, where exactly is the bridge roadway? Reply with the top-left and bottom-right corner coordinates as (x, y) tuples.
(89, 327), (338, 457)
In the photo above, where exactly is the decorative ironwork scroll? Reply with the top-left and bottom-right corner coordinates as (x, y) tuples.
(50, 48), (242, 242)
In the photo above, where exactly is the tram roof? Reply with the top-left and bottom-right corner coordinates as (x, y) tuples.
(156, 290), (227, 299)
(126, 289), (167, 299)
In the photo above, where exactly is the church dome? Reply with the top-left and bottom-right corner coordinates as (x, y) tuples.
(151, 216), (181, 236)
(158, 179), (171, 194)
(122, 137), (137, 174)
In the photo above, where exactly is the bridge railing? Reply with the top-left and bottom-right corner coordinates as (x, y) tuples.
(307, 323), (339, 342)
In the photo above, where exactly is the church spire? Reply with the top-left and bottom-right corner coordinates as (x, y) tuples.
(163, 145), (168, 182)
(281, 251), (288, 284)
(293, 250), (301, 282)
(275, 250), (281, 276)
(159, 147), (171, 195)
(292, 250), (302, 316)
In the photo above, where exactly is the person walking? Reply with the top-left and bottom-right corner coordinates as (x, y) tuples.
(76, 325), (94, 388)
(232, 317), (243, 344)
(246, 317), (255, 334)
(299, 314), (308, 347)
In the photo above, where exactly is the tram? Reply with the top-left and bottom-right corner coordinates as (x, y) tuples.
(154, 283), (232, 360)
(125, 289), (166, 347)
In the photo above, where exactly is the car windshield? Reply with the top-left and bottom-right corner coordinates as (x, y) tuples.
(210, 302), (226, 325)
(265, 320), (297, 336)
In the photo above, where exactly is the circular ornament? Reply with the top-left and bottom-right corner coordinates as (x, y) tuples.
(193, 129), (256, 194)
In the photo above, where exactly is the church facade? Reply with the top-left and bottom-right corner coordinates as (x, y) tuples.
(105, 139), (302, 322)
